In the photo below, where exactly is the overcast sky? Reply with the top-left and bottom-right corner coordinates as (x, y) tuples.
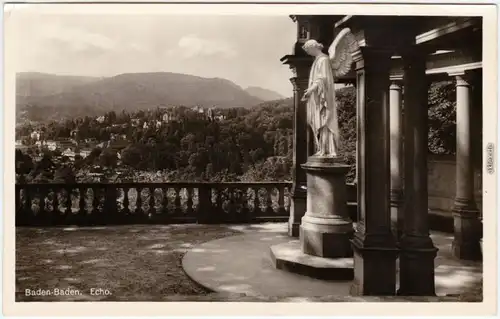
(10, 12), (297, 96)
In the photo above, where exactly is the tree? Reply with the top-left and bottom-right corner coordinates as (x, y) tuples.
(53, 165), (76, 183)
(428, 81), (456, 155)
(121, 145), (144, 168)
(86, 147), (103, 164)
(99, 149), (118, 168)
(15, 150), (34, 176)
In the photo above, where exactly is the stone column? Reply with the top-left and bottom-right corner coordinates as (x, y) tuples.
(398, 47), (437, 296)
(389, 77), (404, 240)
(350, 47), (399, 296)
(289, 65), (310, 237)
(450, 71), (482, 261)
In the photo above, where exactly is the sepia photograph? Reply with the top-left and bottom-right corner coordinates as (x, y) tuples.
(3, 2), (498, 317)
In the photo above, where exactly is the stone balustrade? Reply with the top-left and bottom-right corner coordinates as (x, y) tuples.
(15, 182), (359, 227)
(15, 182), (294, 226)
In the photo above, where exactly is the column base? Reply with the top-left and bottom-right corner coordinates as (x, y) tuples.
(288, 221), (301, 238)
(452, 239), (482, 261)
(349, 235), (399, 296)
(398, 235), (438, 296)
(452, 202), (482, 261)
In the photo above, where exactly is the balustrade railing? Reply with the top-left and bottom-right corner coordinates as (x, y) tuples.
(15, 182), (293, 226)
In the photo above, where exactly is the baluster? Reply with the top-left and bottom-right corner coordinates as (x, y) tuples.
(149, 187), (156, 216)
(33, 187), (42, 223)
(265, 187), (274, 215)
(174, 187), (182, 215)
(253, 187), (261, 216)
(186, 188), (194, 215)
(162, 188), (169, 215)
(38, 186), (47, 216)
(136, 187), (143, 214)
(122, 188), (130, 215)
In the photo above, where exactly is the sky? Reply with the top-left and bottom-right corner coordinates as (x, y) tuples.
(8, 11), (297, 97)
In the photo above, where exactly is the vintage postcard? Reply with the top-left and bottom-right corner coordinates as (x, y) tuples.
(3, 1), (498, 317)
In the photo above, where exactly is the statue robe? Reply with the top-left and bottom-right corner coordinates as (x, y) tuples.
(306, 53), (339, 156)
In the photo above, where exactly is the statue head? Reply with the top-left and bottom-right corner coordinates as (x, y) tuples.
(302, 39), (324, 56)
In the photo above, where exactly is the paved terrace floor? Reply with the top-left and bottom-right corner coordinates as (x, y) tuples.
(16, 223), (482, 302)
(183, 223), (482, 299)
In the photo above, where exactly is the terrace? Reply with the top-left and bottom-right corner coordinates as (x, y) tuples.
(15, 181), (481, 302)
(16, 222), (481, 302)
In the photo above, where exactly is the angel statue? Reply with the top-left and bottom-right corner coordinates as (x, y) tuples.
(301, 28), (359, 157)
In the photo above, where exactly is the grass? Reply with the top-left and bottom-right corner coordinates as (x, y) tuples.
(16, 224), (241, 301)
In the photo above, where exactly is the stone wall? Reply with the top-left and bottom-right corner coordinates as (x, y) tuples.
(428, 154), (483, 214)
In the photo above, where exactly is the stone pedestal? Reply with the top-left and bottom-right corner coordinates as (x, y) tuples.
(299, 156), (353, 258)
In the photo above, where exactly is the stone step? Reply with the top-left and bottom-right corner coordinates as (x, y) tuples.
(270, 240), (354, 281)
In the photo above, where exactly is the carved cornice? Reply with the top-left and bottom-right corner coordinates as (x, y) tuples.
(352, 49), (364, 70)
(282, 55), (313, 79)
(289, 77), (309, 91)
(416, 17), (479, 45)
(352, 49), (363, 63)
(353, 47), (394, 71)
(399, 45), (435, 59)
(428, 62), (481, 78)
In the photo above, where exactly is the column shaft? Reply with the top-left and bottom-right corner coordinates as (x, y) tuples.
(389, 79), (404, 240)
(456, 75), (475, 201)
(451, 73), (482, 261)
(350, 47), (398, 296)
(398, 48), (437, 296)
(289, 73), (309, 237)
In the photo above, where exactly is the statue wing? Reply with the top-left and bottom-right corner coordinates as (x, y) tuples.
(328, 28), (360, 77)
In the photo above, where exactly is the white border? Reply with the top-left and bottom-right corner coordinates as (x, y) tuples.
(3, 2), (498, 317)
